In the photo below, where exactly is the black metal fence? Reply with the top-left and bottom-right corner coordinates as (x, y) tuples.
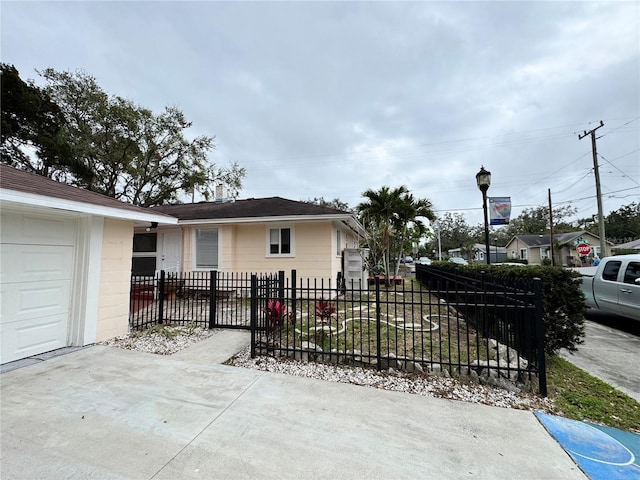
(250, 267), (547, 395)
(129, 267), (546, 394)
(129, 270), (275, 330)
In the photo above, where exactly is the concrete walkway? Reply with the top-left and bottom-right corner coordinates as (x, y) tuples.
(1, 331), (585, 479)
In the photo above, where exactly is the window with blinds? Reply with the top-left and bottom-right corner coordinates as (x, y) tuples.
(269, 227), (292, 255)
(195, 228), (219, 269)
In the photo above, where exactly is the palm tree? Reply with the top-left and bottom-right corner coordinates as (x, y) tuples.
(357, 186), (435, 285)
(390, 193), (436, 276)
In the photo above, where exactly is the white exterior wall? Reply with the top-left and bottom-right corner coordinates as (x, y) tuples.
(95, 218), (133, 341)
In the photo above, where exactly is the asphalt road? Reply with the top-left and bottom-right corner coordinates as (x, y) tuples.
(560, 311), (640, 403)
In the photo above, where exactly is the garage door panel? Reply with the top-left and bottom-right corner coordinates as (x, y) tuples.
(0, 280), (72, 323)
(1, 212), (77, 364)
(0, 314), (68, 363)
(0, 245), (74, 284)
(1, 212), (76, 245)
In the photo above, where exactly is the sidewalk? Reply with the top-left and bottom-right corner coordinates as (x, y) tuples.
(1, 331), (585, 479)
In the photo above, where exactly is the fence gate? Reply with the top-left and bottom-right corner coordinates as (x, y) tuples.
(129, 270), (285, 331)
(249, 271), (285, 357)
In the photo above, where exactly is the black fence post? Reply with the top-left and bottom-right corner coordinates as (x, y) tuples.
(158, 270), (165, 325)
(250, 274), (257, 358)
(278, 270), (285, 305)
(533, 277), (547, 396)
(291, 269), (297, 328)
(375, 277), (382, 371)
(209, 270), (217, 329)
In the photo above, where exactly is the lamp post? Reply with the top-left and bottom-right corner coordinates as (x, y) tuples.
(494, 238), (498, 264)
(476, 166), (491, 265)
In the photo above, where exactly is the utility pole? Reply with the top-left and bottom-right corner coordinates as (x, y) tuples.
(579, 121), (606, 258)
(548, 188), (554, 266)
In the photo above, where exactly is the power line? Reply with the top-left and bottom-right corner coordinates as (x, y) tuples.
(598, 152), (640, 186)
(599, 116), (640, 138)
(554, 186), (638, 205)
(552, 169), (594, 194)
(433, 186), (638, 215)
(237, 117), (639, 168)
(511, 152), (590, 197)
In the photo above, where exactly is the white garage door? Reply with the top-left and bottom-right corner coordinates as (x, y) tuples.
(1, 212), (77, 364)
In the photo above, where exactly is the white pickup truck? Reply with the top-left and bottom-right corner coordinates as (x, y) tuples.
(576, 254), (640, 321)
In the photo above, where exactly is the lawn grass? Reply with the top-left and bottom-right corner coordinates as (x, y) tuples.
(273, 288), (490, 365)
(546, 354), (640, 432)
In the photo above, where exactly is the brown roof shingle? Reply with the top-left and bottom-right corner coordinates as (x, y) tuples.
(0, 164), (166, 216)
(151, 197), (350, 221)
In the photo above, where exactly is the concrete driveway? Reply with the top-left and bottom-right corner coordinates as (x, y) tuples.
(0, 331), (585, 479)
(561, 316), (640, 402)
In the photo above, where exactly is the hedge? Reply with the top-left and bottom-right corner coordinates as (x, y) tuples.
(433, 263), (586, 354)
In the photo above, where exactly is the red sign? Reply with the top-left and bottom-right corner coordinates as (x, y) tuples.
(576, 243), (591, 256)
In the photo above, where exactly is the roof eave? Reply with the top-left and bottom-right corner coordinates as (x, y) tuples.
(0, 189), (177, 225)
(177, 213), (359, 226)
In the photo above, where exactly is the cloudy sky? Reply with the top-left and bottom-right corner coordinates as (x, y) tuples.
(2, 1), (639, 227)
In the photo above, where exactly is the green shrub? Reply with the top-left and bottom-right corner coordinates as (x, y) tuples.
(486, 265), (585, 354)
(451, 264), (586, 354)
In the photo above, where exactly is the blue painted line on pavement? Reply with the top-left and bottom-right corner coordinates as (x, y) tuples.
(535, 411), (640, 480)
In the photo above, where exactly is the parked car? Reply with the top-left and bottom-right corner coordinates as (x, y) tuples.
(396, 256), (415, 273)
(416, 257), (432, 265)
(576, 254), (640, 321)
(448, 257), (468, 265)
(391, 256), (414, 265)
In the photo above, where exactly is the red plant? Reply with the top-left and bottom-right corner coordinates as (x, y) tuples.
(315, 300), (336, 321)
(263, 299), (288, 333)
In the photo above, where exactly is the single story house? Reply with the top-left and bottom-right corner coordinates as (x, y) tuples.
(504, 231), (610, 266)
(448, 243), (507, 264)
(140, 197), (368, 285)
(0, 165), (176, 364)
(611, 238), (640, 252)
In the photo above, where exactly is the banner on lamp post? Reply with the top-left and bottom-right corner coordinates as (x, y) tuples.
(489, 197), (511, 225)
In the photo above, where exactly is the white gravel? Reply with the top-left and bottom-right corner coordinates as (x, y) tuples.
(102, 326), (557, 414)
(100, 325), (220, 355)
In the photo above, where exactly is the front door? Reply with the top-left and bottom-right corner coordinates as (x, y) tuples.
(160, 229), (182, 272)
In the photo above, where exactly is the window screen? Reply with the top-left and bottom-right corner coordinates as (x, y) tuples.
(196, 229), (218, 269)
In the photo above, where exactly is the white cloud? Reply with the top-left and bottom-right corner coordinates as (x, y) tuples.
(1, 1), (638, 225)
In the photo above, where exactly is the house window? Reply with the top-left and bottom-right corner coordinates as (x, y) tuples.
(268, 227), (293, 255)
(336, 229), (342, 257)
(132, 233), (157, 276)
(195, 228), (219, 269)
(520, 248), (528, 260)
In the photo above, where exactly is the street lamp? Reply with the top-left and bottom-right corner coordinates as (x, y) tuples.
(476, 166), (491, 265)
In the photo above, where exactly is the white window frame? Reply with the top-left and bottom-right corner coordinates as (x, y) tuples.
(266, 225), (295, 257)
(193, 227), (220, 270)
(336, 228), (342, 257)
(520, 248), (528, 260)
